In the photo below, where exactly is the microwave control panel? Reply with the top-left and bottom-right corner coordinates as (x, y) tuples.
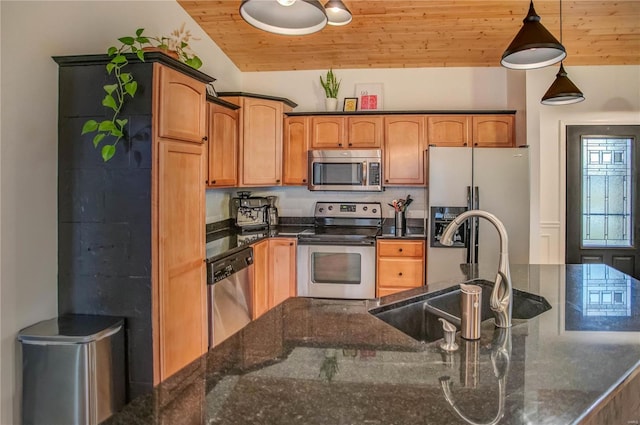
(368, 162), (381, 185)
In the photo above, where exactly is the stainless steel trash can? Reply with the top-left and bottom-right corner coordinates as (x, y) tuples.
(18, 315), (125, 425)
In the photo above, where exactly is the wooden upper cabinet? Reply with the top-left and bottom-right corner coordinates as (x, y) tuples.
(472, 115), (515, 147)
(347, 116), (383, 148)
(427, 115), (470, 147)
(310, 115), (382, 149)
(384, 116), (426, 186)
(156, 139), (206, 381)
(311, 116), (346, 148)
(283, 116), (310, 185)
(155, 63), (206, 144)
(206, 103), (238, 187)
(231, 96), (285, 186)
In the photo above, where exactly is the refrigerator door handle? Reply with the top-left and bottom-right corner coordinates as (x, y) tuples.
(472, 186), (479, 263)
(465, 186), (472, 263)
(474, 186), (480, 210)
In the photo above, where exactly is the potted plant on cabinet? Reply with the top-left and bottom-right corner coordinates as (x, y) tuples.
(320, 69), (341, 111)
(81, 25), (203, 162)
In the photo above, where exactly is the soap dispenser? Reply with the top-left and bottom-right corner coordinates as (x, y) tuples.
(438, 318), (458, 352)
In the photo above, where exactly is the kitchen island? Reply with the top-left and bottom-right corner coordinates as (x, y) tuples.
(104, 264), (640, 425)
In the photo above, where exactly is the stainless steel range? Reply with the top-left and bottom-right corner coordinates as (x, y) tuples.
(297, 202), (382, 299)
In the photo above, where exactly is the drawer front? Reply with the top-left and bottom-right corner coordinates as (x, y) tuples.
(377, 287), (411, 297)
(378, 240), (424, 258)
(377, 258), (424, 287)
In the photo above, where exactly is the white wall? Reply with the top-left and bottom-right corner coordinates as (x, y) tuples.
(0, 2), (240, 423)
(242, 67), (509, 112)
(526, 65), (640, 264)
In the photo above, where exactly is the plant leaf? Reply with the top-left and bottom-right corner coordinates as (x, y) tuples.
(92, 132), (106, 148)
(119, 73), (131, 83)
(135, 36), (149, 44)
(118, 36), (135, 46)
(111, 128), (123, 137)
(103, 84), (118, 95)
(102, 94), (118, 111)
(137, 50), (145, 61)
(98, 120), (116, 132)
(111, 54), (127, 64)
(107, 46), (117, 56)
(125, 81), (137, 97)
(81, 120), (99, 135)
(116, 118), (128, 128)
(106, 63), (116, 74)
(185, 56), (202, 70)
(102, 145), (116, 162)
(135, 28), (144, 37)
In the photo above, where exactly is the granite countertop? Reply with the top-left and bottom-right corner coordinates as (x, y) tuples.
(105, 264), (640, 425)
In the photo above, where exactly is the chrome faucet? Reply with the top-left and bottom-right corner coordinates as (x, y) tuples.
(440, 210), (513, 328)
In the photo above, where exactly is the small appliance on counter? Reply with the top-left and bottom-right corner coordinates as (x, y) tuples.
(230, 191), (269, 230)
(266, 196), (279, 227)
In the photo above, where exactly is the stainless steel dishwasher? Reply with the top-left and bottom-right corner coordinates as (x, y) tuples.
(207, 246), (254, 348)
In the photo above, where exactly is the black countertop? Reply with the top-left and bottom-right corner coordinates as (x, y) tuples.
(105, 264), (640, 425)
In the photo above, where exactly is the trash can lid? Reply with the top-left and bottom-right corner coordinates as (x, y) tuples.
(17, 314), (124, 344)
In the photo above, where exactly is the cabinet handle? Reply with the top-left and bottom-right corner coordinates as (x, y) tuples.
(276, 179), (281, 183)
(463, 142), (467, 146)
(205, 180), (209, 185)
(338, 143), (342, 147)
(302, 179), (307, 183)
(398, 272), (403, 276)
(398, 248), (403, 252)
(385, 179), (389, 183)
(289, 242), (294, 246)
(348, 143), (353, 146)
(474, 143), (479, 146)
(202, 136), (208, 143)
(212, 180), (216, 184)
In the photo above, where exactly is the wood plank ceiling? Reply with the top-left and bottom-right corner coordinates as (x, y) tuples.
(179, 0), (640, 72)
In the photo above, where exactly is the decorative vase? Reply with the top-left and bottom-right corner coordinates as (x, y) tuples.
(325, 97), (338, 111)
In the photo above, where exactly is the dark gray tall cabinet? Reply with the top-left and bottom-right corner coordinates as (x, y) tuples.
(55, 54), (211, 399)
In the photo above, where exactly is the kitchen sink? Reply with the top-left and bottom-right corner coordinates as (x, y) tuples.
(369, 279), (552, 342)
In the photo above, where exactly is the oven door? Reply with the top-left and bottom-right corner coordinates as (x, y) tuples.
(297, 243), (376, 299)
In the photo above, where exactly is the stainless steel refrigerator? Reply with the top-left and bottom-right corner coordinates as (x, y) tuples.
(427, 146), (530, 284)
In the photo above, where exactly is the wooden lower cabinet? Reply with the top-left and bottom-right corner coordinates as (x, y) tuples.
(251, 238), (297, 319)
(376, 240), (425, 297)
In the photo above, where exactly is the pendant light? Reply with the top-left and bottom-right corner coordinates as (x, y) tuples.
(239, 0), (328, 36)
(541, 0), (585, 105)
(325, 0), (352, 26)
(501, 0), (566, 69)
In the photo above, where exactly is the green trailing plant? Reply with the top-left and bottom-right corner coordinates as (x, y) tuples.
(81, 26), (203, 162)
(320, 69), (341, 99)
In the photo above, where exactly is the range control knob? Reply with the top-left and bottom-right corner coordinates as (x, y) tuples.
(319, 207), (324, 213)
(372, 209), (377, 213)
(363, 206), (368, 211)
(328, 205), (333, 211)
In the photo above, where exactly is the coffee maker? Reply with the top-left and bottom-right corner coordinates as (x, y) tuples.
(266, 196), (279, 227)
(230, 192), (269, 230)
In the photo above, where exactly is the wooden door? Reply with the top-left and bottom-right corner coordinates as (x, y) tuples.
(384, 116), (426, 186)
(472, 115), (515, 147)
(347, 116), (383, 148)
(283, 116), (310, 185)
(251, 239), (270, 319)
(566, 125), (640, 279)
(207, 103), (238, 187)
(156, 139), (206, 381)
(311, 116), (346, 148)
(240, 97), (283, 186)
(269, 238), (297, 308)
(155, 64), (206, 144)
(427, 116), (469, 147)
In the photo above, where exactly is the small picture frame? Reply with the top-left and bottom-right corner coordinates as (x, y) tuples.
(343, 97), (358, 112)
(354, 83), (384, 111)
(206, 82), (218, 97)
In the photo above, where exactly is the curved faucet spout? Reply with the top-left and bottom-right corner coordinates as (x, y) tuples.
(440, 210), (513, 328)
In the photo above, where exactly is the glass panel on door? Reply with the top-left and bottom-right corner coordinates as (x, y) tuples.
(311, 252), (362, 284)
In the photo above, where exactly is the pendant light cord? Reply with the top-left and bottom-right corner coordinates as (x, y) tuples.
(559, 0), (563, 43)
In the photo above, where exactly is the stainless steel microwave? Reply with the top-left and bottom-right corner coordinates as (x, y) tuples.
(308, 149), (382, 191)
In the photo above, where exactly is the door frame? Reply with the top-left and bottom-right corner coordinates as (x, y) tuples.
(558, 119), (640, 264)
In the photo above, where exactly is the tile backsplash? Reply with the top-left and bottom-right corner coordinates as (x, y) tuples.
(206, 186), (427, 223)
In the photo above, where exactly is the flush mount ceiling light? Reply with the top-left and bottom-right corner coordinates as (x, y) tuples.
(325, 0), (352, 26)
(501, 0), (566, 70)
(240, 0), (328, 35)
(541, 0), (584, 105)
